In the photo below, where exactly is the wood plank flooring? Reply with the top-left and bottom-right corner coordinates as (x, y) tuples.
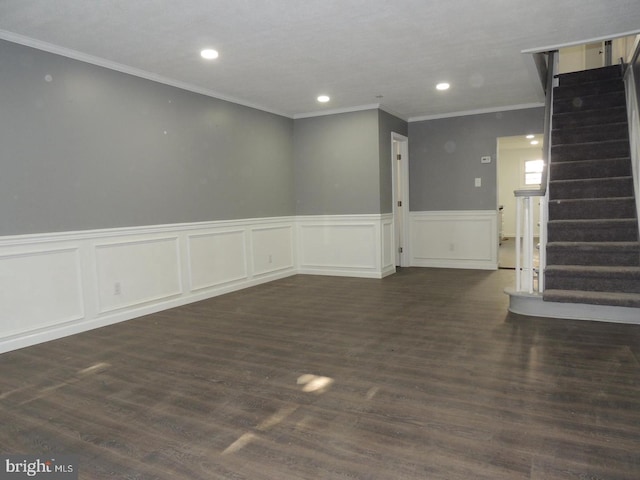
(1, 268), (640, 479)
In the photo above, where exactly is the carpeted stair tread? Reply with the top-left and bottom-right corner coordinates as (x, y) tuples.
(547, 241), (640, 250)
(553, 91), (626, 114)
(548, 197), (636, 220)
(549, 176), (634, 200)
(545, 265), (640, 277)
(553, 78), (624, 99)
(543, 289), (640, 308)
(552, 106), (627, 129)
(546, 241), (640, 266)
(551, 139), (630, 161)
(545, 266), (640, 294)
(556, 65), (623, 85)
(549, 158), (632, 180)
(552, 122), (629, 144)
(547, 218), (638, 242)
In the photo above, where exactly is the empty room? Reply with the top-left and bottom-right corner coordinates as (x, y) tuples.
(1, 1), (640, 479)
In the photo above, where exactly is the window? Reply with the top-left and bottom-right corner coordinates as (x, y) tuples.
(524, 159), (544, 186)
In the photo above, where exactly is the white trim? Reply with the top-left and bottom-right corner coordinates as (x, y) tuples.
(521, 29), (640, 55)
(506, 289), (640, 325)
(93, 236), (183, 314)
(0, 30), (290, 119)
(0, 216), (297, 246)
(408, 103), (544, 123)
(391, 133), (410, 267)
(187, 229), (249, 292)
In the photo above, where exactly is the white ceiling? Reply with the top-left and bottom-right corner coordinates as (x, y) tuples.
(1, 0), (639, 119)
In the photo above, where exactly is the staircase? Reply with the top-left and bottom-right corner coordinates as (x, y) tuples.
(544, 65), (640, 308)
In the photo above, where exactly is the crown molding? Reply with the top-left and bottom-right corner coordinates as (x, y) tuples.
(408, 103), (544, 122)
(0, 30), (291, 119)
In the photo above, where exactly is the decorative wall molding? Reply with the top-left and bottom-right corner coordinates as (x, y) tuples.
(296, 214), (395, 278)
(94, 236), (183, 314)
(409, 210), (498, 270)
(187, 229), (248, 292)
(0, 217), (297, 354)
(3, 211), (501, 352)
(0, 246), (85, 338)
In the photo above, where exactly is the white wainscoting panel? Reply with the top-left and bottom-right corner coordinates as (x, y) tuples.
(251, 225), (295, 276)
(297, 214), (395, 278)
(188, 230), (248, 291)
(0, 215), (399, 353)
(410, 211), (498, 270)
(95, 236), (183, 313)
(0, 217), (296, 354)
(0, 247), (84, 337)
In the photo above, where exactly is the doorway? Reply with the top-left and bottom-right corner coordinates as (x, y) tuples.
(496, 134), (543, 269)
(391, 133), (409, 267)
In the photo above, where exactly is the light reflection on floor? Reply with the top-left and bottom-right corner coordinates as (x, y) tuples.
(221, 373), (335, 455)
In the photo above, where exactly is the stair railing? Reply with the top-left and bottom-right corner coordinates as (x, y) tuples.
(514, 50), (556, 294)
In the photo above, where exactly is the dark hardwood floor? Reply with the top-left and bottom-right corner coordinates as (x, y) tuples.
(1, 268), (640, 479)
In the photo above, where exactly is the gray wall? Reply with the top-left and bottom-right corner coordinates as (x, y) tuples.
(0, 40), (294, 235)
(378, 110), (408, 214)
(293, 109), (380, 215)
(408, 108), (544, 211)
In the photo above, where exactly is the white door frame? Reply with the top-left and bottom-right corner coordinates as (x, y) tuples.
(391, 132), (410, 267)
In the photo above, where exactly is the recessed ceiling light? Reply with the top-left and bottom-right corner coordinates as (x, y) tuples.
(436, 82), (450, 91)
(526, 134), (535, 139)
(317, 95), (330, 103)
(530, 140), (539, 145)
(200, 49), (219, 60)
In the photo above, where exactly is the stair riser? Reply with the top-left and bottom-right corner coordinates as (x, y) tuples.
(552, 141), (630, 161)
(546, 251), (640, 267)
(545, 275), (640, 294)
(557, 66), (622, 86)
(548, 199), (636, 220)
(542, 291), (640, 308)
(549, 178), (634, 200)
(549, 159), (632, 180)
(553, 107), (627, 129)
(552, 124), (628, 144)
(554, 91), (626, 114)
(554, 79), (624, 99)
(547, 225), (638, 242)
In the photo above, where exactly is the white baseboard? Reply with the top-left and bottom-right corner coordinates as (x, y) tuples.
(506, 288), (640, 325)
